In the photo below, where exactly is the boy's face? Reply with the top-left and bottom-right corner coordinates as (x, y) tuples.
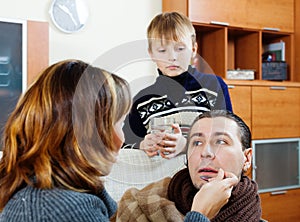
(149, 36), (197, 77)
(187, 117), (252, 189)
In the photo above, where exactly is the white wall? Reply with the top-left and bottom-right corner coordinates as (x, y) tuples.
(0, 0), (162, 95)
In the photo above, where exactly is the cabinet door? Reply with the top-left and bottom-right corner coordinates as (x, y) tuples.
(247, 0), (294, 32)
(260, 189), (300, 221)
(227, 85), (251, 129)
(252, 86), (300, 139)
(189, 0), (247, 28)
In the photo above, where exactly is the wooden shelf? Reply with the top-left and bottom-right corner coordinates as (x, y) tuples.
(193, 23), (294, 81)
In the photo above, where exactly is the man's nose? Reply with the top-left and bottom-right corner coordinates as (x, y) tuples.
(201, 144), (216, 159)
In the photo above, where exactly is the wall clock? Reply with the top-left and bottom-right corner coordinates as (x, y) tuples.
(49, 0), (89, 33)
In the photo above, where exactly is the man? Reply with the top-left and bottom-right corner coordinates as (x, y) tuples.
(116, 110), (262, 222)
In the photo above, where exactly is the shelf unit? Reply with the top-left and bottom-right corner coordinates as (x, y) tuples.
(163, 0), (297, 82)
(191, 23), (294, 81)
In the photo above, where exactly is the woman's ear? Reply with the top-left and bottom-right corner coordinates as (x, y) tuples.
(243, 148), (252, 172)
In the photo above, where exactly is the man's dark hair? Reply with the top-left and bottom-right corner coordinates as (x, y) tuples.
(187, 110), (251, 151)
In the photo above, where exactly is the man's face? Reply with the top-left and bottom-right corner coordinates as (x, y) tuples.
(149, 37), (196, 77)
(187, 117), (252, 189)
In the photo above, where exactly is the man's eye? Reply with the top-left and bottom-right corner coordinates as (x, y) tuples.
(216, 139), (227, 145)
(193, 140), (202, 146)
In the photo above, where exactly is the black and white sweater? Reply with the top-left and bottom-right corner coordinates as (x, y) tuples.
(123, 66), (232, 148)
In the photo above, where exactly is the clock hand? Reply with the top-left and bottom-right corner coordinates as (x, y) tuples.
(57, 4), (78, 26)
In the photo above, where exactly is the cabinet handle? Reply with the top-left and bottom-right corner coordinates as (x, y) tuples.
(270, 86), (286, 90)
(271, 190), (287, 195)
(228, 85), (235, 89)
(210, 21), (229, 26)
(263, 27), (280, 32)
(0, 80), (10, 87)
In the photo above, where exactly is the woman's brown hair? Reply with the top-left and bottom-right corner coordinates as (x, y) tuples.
(0, 59), (132, 210)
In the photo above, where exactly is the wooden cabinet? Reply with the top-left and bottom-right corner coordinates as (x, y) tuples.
(163, 1), (300, 220)
(163, 0), (295, 81)
(260, 189), (300, 221)
(252, 85), (300, 139)
(226, 80), (300, 220)
(227, 80), (300, 139)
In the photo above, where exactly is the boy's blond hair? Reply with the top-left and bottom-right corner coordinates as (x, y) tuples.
(147, 12), (196, 52)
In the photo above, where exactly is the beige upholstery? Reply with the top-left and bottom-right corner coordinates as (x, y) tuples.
(103, 149), (186, 201)
(0, 149), (185, 201)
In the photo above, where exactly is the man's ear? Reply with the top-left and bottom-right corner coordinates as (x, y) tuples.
(243, 148), (252, 172)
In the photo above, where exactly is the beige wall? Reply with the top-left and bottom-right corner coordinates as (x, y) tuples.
(0, 0), (162, 94)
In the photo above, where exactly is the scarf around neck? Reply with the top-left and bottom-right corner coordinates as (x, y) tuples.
(167, 168), (262, 222)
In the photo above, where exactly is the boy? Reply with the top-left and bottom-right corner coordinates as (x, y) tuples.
(123, 12), (232, 158)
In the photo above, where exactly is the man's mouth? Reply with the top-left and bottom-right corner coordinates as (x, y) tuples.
(198, 168), (218, 181)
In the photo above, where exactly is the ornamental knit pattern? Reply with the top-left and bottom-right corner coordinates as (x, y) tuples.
(0, 186), (117, 222)
(168, 168), (262, 222)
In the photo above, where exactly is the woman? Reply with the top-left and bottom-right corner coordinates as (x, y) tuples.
(0, 59), (132, 221)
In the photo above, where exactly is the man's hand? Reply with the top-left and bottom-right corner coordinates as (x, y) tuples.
(191, 169), (239, 219)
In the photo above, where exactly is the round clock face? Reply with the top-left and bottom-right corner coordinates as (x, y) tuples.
(49, 0), (89, 33)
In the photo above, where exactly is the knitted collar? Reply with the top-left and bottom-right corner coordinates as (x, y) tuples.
(167, 168), (262, 222)
(157, 65), (196, 85)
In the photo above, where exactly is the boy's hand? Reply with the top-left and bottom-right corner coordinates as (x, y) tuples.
(158, 123), (187, 159)
(140, 132), (162, 157)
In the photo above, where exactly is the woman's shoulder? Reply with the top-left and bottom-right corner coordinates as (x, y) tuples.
(2, 186), (117, 221)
